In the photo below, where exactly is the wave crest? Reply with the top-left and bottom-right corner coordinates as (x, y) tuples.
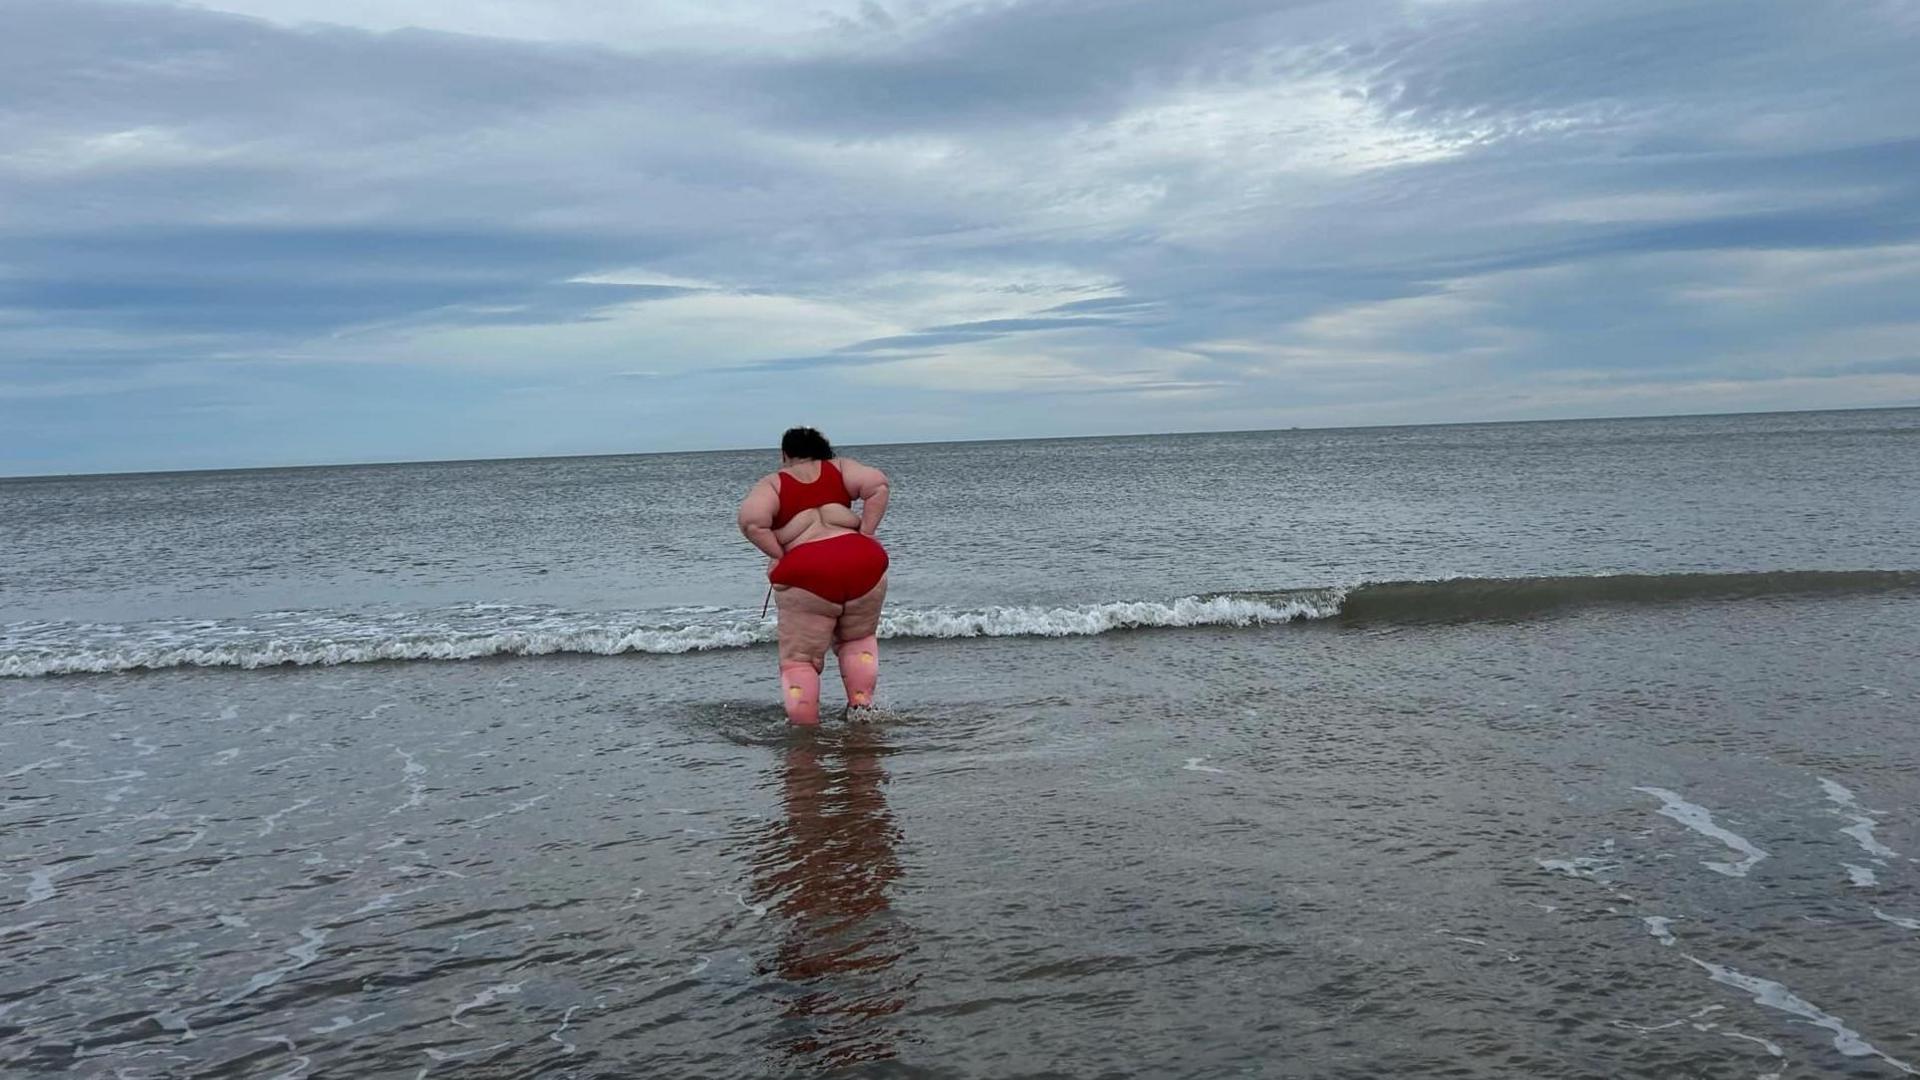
(880, 593), (1340, 639)
(0, 594), (1334, 677)
(4, 569), (1913, 678)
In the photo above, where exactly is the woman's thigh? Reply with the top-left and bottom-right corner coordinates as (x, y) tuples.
(835, 574), (888, 641)
(775, 585), (843, 667)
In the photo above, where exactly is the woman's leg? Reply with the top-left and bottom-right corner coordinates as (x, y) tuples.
(833, 574), (888, 709)
(775, 585), (842, 725)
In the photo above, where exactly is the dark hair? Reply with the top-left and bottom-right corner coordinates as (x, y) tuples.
(780, 426), (834, 461)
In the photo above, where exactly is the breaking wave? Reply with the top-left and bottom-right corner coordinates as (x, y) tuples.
(4, 569), (1913, 677)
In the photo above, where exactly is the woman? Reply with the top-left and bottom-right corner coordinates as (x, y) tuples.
(737, 427), (891, 725)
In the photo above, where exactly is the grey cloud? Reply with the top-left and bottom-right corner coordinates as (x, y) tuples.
(6, 0), (1920, 472)
(1397, 202), (1920, 284)
(827, 316), (1131, 356)
(1840, 355), (1920, 378)
(750, 0), (1337, 132)
(1041, 297), (1163, 315)
(834, 332), (1001, 354)
(723, 351), (940, 373)
(1337, 0), (1913, 118)
(7, 1), (677, 136)
(918, 316), (1119, 333)
(0, 225), (680, 335)
(1046, 379), (1235, 397)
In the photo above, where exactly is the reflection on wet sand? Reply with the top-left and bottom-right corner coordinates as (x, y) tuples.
(751, 726), (916, 1069)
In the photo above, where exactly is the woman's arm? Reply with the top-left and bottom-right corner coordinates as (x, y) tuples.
(737, 477), (786, 561)
(837, 458), (890, 536)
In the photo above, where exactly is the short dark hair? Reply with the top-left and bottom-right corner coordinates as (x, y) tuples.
(780, 426), (834, 461)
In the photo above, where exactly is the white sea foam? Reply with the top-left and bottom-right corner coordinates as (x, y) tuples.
(390, 749), (429, 814)
(1635, 787), (1769, 878)
(1721, 1030), (1787, 1080)
(419, 1040), (512, 1076)
(465, 794), (550, 829)
(1821, 777), (1901, 860)
(0, 623), (772, 676)
(449, 982), (523, 1028)
(1642, 916), (1678, 946)
(1536, 855), (1618, 880)
(1820, 778), (1866, 812)
(221, 928), (330, 1006)
(57, 769), (145, 785)
(880, 593), (1339, 640)
(1688, 956), (1917, 1074)
(151, 1007), (194, 1039)
(1722, 1030), (1785, 1058)
(258, 797), (317, 837)
(1844, 864), (1879, 887)
(8, 571), (1896, 678)
(549, 1004), (581, 1055)
(1874, 909), (1920, 931)
(310, 1013), (383, 1035)
(0, 593), (1340, 676)
(349, 885), (438, 917)
(1840, 821), (1898, 859)
(24, 867), (60, 905)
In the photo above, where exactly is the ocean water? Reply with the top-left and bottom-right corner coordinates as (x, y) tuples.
(3, 408), (1918, 1077)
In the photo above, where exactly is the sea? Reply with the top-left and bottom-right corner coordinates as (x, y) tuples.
(2, 407), (1918, 1078)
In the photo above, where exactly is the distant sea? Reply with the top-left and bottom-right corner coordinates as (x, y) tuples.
(4, 408), (1918, 1077)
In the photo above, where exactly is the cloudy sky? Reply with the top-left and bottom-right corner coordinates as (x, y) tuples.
(4, 0), (1917, 474)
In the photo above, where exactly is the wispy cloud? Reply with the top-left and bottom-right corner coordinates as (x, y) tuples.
(3, 0), (1918, 472)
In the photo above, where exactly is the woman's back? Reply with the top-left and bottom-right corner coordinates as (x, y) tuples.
(771, 459), (860, 550)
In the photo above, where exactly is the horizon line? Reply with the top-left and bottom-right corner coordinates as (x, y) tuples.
(4, 402), (1914, 482)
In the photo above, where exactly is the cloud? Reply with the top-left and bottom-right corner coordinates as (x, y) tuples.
(3, 0), (1919, 472)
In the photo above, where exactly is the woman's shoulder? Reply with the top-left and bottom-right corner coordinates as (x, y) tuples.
(831, 456), (884, 479)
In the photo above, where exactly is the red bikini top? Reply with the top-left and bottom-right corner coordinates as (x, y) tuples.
(772, 459), (851, 530)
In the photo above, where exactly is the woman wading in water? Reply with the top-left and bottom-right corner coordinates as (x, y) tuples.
(737, 427), (891, 725)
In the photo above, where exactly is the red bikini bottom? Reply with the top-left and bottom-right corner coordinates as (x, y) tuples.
(768, 532), (889, 604)
(768, 530), (887, 607)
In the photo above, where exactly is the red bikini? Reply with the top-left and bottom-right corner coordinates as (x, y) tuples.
(768, 460), (889, 603)
(771, 460), (854, 531)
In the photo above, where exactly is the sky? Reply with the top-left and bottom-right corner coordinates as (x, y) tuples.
(3, 0), (1918, 475)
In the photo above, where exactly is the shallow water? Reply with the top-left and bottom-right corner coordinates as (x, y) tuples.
(4, 592), (1918, 1077)
(5, 410), (1918, 1076)
(4, 408), (1918, 674)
